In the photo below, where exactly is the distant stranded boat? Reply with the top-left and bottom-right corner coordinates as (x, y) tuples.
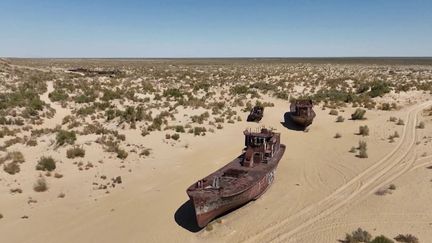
(290, 99), (316, 127)
(247, 105), (264, 122)
(186, 128), (286, 227)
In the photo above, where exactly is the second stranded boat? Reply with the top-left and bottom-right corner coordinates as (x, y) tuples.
(187, 128), (286, 227)
(290, 99), (316, 127)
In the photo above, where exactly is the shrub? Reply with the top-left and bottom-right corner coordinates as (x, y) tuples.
(344, 228), (372, 243)
(175, 125), (185, 133)
(334, 133), (342, 138)
(358, 141), (368, 158)
(36, 156), (56, 171)
(371, 235), (394, 243)
(369, 81), (391, 98)
(3, 162), (20, 174)
(417, 121), (425, 129)
(140, 148), (151, 157)
(359, 125), (369, 136)
(48, 89), (68, 102)
(351, 108), (366, 120)
(394, 234), (419, 243)
(66, 146), (85, 158)
(389, 116), (397, 122)
(396, 119), (404, 125)
(33, 177), (48, 192)
(116, 148), (128, 159)
(329, 109), (338, 116)
(349, 146), (357, 153)
(165, 134), (171, 139)
(380, 103), (391, 110)
(56, 130), (76, 146)
(336, 116), (345, 122)
(389, 184), (396, 190)
(171, 133), (180, 140)
(26, 139), (38, 146)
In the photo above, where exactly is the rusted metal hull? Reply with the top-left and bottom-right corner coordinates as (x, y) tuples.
(290, 102), (316, 127)
(187, 144), (285, 228)
(289, 112), (316, 127)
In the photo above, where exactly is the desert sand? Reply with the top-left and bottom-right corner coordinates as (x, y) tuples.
(0, 58), (431, 243)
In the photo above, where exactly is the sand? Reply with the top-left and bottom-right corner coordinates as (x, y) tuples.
(1, 60), (432, 243)
(1, 94), (431, 242)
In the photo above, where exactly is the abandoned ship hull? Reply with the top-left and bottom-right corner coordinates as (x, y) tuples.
(289, 113), (315, 127)
(188, 144), (286, 228)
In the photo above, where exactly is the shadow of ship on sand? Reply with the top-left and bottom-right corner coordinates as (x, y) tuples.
(280, 112), (306, 131)
(175, 200), (201, 233)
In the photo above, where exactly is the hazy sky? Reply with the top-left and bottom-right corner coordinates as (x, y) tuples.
(1, 0), (431, 57)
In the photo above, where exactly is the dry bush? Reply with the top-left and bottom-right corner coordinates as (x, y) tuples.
(358, 141), (368, 158)
(417, 121), (425, 129)
(344, 228), (372, 243)
(66, 146), (85, 158)
(396, 119), (404, 125)
(36, 156), (56, 171)
(358, 125), (369, 136)
(336, 115), (345, 122)
(351, 108), (366, 120)
(334, 133), (342, 138)
(3, 161), (20, 174)
(329, 109), (338, 116)
(394, 234), (419, 243)
(33, 177), (48, 192)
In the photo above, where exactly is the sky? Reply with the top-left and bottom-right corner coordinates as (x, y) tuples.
(0, 0), (431, 57)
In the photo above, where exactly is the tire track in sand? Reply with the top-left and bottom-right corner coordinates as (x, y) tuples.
(244, 101), (432, 243)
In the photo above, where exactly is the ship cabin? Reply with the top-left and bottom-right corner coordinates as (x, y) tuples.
(242, 128), (280, 167)
(292, 99), (314, 117)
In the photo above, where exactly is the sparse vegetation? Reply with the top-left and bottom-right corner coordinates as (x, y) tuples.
(417, 121), (425, 129)
(66, 146), (85, 158)
(56, 130), (77, 146)
(358, 141), (368, 158)
(394, 234), (419, 243)
(351, 108), (366, 120)
(358, 125), (369, 136)
(33, 177), (48, 192)
(396, 119), (404, 125)
(36, 156), (56, 171)
(336, 115), (345, 122)
(329, 109), (338, 116)
(334, 133), (342, 138)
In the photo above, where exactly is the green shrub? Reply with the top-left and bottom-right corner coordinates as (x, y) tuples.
(371, 235), (394, 243)
(56, 130), (76, 146)
(48, 89), (68, 102)
(369, 81), (391, 98)
(36, 156), (56, 171)
(351, 108), (366, 120)
(66, 146), (85, 158)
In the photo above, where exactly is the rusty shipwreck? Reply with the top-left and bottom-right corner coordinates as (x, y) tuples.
(247, 105), (264, 122)
(186, 128), (286, 227)
(290, 99), (316, 127)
